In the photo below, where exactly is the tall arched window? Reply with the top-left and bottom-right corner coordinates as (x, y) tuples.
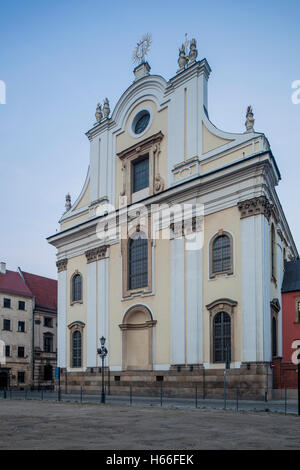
(72, 330), (82, 368)
(210, 232), (233, 277)
(72, 273), (82, 302)
(213, 312), (231, 363)
(271, 224), (276, 280)
(128, 233), (148, 289)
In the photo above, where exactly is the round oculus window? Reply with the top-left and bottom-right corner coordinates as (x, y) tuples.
(134, 111), (150, 135)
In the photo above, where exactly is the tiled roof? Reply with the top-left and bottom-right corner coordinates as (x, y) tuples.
(282, 260), (300, 293)
(22, 271), (57, 313)
(0, 269), (33, 297)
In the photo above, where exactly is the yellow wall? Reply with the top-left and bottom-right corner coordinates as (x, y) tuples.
(202, 123), (233, 154)
(201, 144), (254, 174)
(202, 206), (242, 364)
(109, 228), (171, 367)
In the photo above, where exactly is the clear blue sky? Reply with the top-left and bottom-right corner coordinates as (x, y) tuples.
(0, 0), (299, 279)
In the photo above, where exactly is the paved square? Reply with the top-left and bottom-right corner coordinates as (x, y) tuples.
(0, 400), (299, 450)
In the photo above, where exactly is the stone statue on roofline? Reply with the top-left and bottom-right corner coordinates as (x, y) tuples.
(95, 103), (103, 123)
(245, 105), (255, 133)
(103, 98), (110, 118)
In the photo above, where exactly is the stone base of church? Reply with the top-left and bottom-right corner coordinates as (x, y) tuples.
(57, 362), (273, 400)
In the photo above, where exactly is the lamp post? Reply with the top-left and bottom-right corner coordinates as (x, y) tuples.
(97, 336), (108, 404)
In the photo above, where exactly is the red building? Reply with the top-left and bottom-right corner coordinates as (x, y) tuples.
(273, 259), (300, 389)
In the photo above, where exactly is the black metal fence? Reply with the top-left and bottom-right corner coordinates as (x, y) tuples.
(0, 386), (298, 415)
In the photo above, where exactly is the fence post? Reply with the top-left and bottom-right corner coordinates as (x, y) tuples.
(10, 388), (12, 400)
(236, 387), (239, 411)
(41, 389), (43, 401)
(80, 386), (83, 404)
(58, 386), (61, 402)
(224, 371), (227, 410)
(284, 388), (287, 415)
(160, 384), (163, 407)
(25, 389), (27, 400)
(129, 385), (132, 406)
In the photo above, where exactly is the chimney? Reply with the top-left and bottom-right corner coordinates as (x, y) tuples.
(0, 262), (6, 275)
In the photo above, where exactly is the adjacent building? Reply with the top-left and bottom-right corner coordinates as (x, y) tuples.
(48, 39), (298, 398)
(0, 263), (33, 389)
(273, 260), (300, 390)
(0, 262), (57, 389)
(20, 270), (58, 388)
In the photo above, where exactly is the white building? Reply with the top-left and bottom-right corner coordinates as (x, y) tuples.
(48, 39), (298, 398)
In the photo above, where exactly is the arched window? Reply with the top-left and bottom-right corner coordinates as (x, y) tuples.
(213, 312), (231, 363)
(72, 330), (82, 368)
(72, 273), (82, 302)
(271, 224), (276, 280)
(128, 233), (148, 289)
(210, 232), (233, 277)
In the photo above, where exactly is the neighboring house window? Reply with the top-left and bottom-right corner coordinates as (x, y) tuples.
(3, 319), (10, 331)
(213, 312), (231, 363)
(272, 316), (277, 357)
(44, 334), (53, 353)
(18, 372), (25, 383)
(72, 331), (82, 368)
(271, 224), (276, 280)
(5, 345), (10, 357)
(44, 317), (53, 328)
(18, 301), (25, 310)
(132, 156), (149, 193)
(72, 273), (82, 302)
(210, 232), (233, 277)
(43, 364), (53, 381)
(18, 321), (25, 332)
(18, 347), (25, 358)
(128, 234), (148, 289)
(3, 298), (11, 308)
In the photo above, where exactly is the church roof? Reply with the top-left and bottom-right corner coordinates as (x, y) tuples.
(282, 260), (300, 293)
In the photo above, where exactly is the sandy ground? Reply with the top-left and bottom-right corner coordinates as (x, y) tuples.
(0, 400), (300, 450)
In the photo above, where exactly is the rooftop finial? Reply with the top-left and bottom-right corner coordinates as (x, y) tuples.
(245, 105), (255, 133)
(132, 33), (152, 65)
(65, 193), (71, 212)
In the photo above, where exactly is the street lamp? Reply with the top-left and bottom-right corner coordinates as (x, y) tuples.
(97, 336), (108, 404)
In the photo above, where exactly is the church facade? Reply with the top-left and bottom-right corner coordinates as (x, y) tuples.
(48, 39), (298, 398)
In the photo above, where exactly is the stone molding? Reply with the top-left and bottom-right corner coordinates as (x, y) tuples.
(237, 196), (272, 221)
(56, 258), (68, 273)
(206, 298), (238, 316)
(85, 246), (108, 264)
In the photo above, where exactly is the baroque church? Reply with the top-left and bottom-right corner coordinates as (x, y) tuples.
(48, 37), (298, 398)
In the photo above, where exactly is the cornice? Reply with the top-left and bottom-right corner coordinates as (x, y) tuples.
(116, 131), (164, 160)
